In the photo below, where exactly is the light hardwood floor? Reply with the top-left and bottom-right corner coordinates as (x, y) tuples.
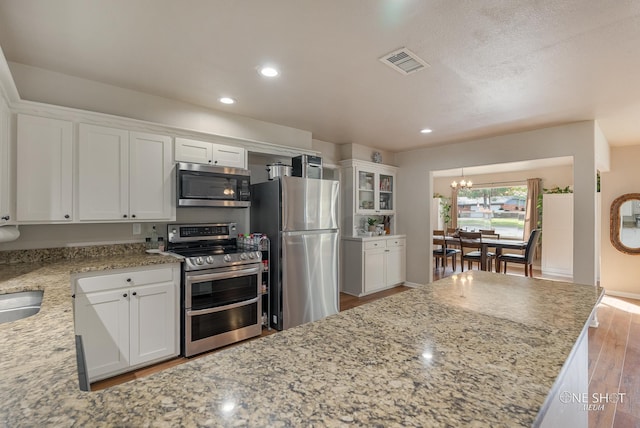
(93, 267), (640, 428)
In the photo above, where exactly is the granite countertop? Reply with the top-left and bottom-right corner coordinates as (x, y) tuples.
(1, 260), (601, 426)
(342, 234), (406, 241)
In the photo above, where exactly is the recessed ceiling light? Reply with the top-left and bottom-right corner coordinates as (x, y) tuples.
(259, 66), (279, 77)
(420, 128), (433, 134)
(219, 97), (235, 105)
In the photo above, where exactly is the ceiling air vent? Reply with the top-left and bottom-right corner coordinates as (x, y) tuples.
(379, 47), (430, 75)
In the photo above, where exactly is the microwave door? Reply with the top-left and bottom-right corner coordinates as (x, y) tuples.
(177, 163), (251, 207)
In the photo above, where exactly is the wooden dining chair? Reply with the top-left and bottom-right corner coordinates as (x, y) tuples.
(433, 229), (460, 272)
(479, 229), (500, 239)
(446, 228), (458, 236)
(458, 231), (495, 271)
(497, 229), (541, 277)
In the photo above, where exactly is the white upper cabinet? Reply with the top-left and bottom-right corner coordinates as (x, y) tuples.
(78, 124), (129, 220)
(0, 98), (11, 224)
(16, 114), (73, 222)
(129, 131), (173, 220)
(175, 137), (246, 169)
(78, 124), (173, 221)
(339, 159), (398, 236)
(211, 143), (246, 168)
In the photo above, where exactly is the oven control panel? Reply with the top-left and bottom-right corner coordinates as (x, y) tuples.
(168, 223), (237, 243)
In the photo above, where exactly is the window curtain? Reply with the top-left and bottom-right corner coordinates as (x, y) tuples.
(450, 188), (459, 229)
(525, 178), (541, 239)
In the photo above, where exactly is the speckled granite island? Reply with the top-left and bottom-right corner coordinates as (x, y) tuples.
(1, 250), (602, 427)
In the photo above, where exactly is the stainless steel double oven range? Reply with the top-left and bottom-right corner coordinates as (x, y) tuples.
(166, 223), (262, 357)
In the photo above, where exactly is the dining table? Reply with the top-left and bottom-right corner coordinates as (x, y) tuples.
(433, 234), (528, 272)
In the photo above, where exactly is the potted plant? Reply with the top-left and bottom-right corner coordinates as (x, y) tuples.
(367, 217), (377, 232)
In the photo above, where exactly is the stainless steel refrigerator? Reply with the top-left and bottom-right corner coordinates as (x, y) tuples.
(251, 176), (339, 330)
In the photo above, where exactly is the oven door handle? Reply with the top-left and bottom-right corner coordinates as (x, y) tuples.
(187, 297), (260, 317)
(186, 266), (261, 284)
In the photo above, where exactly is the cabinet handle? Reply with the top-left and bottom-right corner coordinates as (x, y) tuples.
(1, 215), (9, 221)
(123, 214), (128, 218)
(64, 214), (70, 219)
(208, 160), (212, 163)
(214, 160), (218, 164)
(131, 214), (136, 218)
(132, 291), (137, 296)
(123, 293), (128, 298)
(126, 278), (132, 282)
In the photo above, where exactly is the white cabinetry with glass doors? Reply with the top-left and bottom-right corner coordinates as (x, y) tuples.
(353, 165), (395, 214)
(339, 159), (397, 236)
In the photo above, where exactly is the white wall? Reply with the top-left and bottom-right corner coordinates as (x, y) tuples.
(396, 121), (601, 287)
(600, 145), (640, 298)
(340, 143), (396, 165)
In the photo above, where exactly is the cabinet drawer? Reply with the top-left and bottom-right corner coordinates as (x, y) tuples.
(76, 267), (175, 294)
(364, 240), (386, 250)
(386, 238), (405, 248)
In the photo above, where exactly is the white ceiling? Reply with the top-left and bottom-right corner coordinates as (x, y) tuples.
(1, 0), (640, 153)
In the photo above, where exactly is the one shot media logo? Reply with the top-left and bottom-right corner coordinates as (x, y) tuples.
(559, 391), (627, 411)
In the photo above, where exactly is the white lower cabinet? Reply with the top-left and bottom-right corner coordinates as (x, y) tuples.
(73, 264), (180, 382)
(342, 236), (406, 296)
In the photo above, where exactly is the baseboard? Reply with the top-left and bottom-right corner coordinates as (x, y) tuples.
(403, 281), (424, 288)
(604, 289), (640, 301)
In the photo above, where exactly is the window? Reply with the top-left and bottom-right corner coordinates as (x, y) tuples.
(456, 185), (527, 239)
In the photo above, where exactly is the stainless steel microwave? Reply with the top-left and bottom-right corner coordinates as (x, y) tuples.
(177, 162), (251, 207)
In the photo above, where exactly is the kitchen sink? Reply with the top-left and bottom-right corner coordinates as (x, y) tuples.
(0, 291), (44, 324)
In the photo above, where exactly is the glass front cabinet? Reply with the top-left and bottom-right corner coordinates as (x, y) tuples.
(355, 166), (395, 214)
(339, 159), (398, 237)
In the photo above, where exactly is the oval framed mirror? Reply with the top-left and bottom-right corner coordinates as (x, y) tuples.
(610, 193), (640, 255)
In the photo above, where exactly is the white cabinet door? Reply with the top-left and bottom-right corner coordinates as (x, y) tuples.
(0, 99), (10, 224)
(75, 289), (130, 380)
(354, 166), (396, 215)
(16, 115), (73, 222)
(175, 137), (246, 168)
(129, 281), (177, 366)
(175, 137), (213, 164)
(78, 124), (129, 220)
(211, 143), (246, 168)
(129, 132), (173, 220)
(78, 126), (173, 221)
(364, 247), (386, 293)
(73, 265), (179, 381)
(386, 245), (406, 286)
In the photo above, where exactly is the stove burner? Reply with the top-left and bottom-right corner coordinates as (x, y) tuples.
(166, 223), (262, 271)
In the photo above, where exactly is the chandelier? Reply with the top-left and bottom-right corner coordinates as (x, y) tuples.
(451, 168), (472, 190)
